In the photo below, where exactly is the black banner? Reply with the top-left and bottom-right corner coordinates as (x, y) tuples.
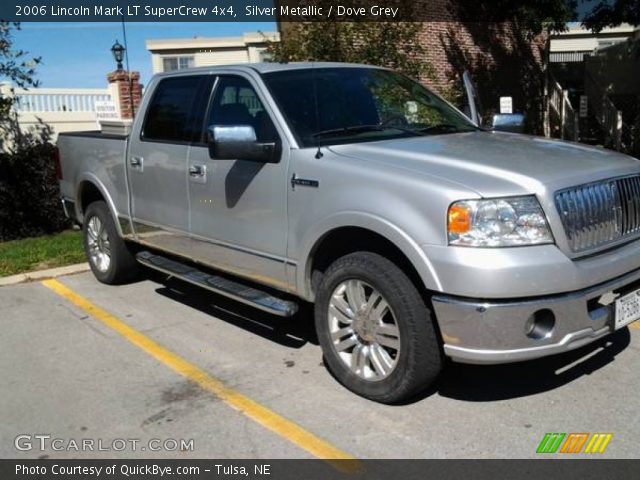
(2, 459), (639, 480)
(0, 0), (591, 23)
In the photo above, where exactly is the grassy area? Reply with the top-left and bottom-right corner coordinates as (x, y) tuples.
(0, 230), (86, 277)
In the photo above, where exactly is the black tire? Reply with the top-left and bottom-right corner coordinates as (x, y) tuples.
(315, 252), (442, 403)
(83, 201), (139, 284)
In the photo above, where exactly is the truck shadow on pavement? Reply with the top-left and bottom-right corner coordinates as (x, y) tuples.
(152, 274), (318, 350)
(435, 327), (632, 402)
(148, 272), (632, 404)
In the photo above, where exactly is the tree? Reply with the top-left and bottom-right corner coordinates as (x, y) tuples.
(0, 21), (48, 152)
(439, 0), (637, 135)
(452, 0), (638, 34)
(0, 22), (64, 240)
(495, 1), (577, 137)
(0, 22), (40, 89)
(267, 22), (434, 83)
(1, 21), (41, 114)
(582, 0), (640, 32)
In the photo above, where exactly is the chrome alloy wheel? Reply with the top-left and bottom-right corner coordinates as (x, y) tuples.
(86, 216), (111, 273)
(328, 279), (401, 381)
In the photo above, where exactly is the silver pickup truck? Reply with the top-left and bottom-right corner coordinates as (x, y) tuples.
(58, 62), (640, 403)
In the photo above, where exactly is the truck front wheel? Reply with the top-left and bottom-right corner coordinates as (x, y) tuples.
(315, 252), (442, 403)
(83, 201), (138, 284)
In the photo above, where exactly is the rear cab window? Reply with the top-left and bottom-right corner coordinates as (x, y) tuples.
(141, 75), (209, 143)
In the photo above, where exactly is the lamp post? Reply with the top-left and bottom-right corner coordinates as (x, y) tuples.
(111, 40), (125, 71)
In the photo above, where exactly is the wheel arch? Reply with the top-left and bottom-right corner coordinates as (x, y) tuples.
(298, 213), (443, 302)
(75, 174), (123, 237)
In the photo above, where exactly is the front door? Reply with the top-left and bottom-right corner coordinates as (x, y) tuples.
(127, 74), (210, 255)
(187, 74), (290, 290)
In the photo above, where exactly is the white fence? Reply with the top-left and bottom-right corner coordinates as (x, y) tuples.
(14, 88), (112, 113)
(1, 83), (114, 141)
(549, 76), (579, 141)
(584, 71), (626, 151)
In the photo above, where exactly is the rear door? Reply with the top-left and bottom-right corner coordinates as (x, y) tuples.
(127, 74), (210, 254)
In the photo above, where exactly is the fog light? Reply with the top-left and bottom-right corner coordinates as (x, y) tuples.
(525, 309), (555, 339)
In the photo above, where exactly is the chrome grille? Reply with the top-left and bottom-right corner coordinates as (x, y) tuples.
(555, 175), (640, 252)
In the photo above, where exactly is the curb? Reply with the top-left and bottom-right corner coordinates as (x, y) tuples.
(0, 263), (90, 287)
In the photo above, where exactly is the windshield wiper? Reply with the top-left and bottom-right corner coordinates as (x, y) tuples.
(311, 124), (424, 139)
(310, 123), (477, 140)
(418, 124), (476, 134)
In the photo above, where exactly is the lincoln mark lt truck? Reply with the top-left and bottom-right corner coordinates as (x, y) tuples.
(57, 63), (640, 403)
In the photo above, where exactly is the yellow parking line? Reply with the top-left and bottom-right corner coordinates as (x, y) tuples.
(630, 321), (640, 329)
(42, 279), (358, 470)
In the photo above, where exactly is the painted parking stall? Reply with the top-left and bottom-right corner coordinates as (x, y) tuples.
(41, 278), (356, 469)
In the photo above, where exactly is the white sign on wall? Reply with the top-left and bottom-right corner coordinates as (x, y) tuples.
(95, 100), (119, 123)
(579, 95), (588, 118)
(499, 96), (513, 114)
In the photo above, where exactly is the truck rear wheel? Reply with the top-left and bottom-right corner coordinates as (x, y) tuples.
(83, 201), (138, 284)
(315, 252), (442, 403)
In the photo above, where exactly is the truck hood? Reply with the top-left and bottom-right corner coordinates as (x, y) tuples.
(329, 131), (640, 198)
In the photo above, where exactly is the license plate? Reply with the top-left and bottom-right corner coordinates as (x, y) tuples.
(615, 288), (640, 329)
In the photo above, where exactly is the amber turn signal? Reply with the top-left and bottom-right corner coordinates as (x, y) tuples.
(448, 204), (472, 235)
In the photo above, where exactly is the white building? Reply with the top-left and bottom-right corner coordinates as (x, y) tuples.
(146, 32), (280, 74)
(0, 81), (115, 143)
(550, 23), (638, 63)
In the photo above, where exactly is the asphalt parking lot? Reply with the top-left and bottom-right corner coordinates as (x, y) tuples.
(1, 270), (639, 460)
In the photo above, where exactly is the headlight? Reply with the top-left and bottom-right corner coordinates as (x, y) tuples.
(448, 196), (553, 247)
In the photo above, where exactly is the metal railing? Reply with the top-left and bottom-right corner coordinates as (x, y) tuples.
(584, 70), (625, 151)
(549, 75), (579, 141)
(11, 88), (112, 113)
(0, 83), (115, 142)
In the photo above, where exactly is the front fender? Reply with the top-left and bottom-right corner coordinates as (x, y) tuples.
(296, 211), (444, 301)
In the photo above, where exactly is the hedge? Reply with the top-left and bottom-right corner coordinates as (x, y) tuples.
(0, 142), (70, 241)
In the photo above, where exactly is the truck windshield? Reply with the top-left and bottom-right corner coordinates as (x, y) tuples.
(262, 67), (479, 148)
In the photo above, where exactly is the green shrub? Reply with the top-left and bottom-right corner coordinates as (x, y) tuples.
(0, 141), (69, 241)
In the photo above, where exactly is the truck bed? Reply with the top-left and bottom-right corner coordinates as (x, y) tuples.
(58, 130), (128, 140)
(57, 131), (129, 225)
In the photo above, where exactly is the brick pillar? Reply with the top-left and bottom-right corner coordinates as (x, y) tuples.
(107, 70), (142, 119)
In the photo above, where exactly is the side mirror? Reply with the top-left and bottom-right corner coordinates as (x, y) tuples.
(491, 113), (525, 133)
(207, 125), (279, 163)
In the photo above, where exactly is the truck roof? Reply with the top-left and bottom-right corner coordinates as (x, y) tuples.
(154, 61), (385, 78)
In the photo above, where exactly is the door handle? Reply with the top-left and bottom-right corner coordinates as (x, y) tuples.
(189, 165), (206, 177)
(130, 156), (144, 170)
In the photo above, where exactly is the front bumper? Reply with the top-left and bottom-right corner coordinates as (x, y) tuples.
(432, 265), (640, 364)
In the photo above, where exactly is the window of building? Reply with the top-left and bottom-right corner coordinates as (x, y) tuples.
(162, 56), (195, 72)
(142, 75), (208, 142)
(258, 49), (273, 62)
(597, 40), (617, 50)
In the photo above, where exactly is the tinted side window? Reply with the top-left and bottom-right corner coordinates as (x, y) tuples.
(143, 76), (208, 142)
(208, 76), (278, 143)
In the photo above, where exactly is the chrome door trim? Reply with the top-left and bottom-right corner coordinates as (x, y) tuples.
(131, 218), (297, 267)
